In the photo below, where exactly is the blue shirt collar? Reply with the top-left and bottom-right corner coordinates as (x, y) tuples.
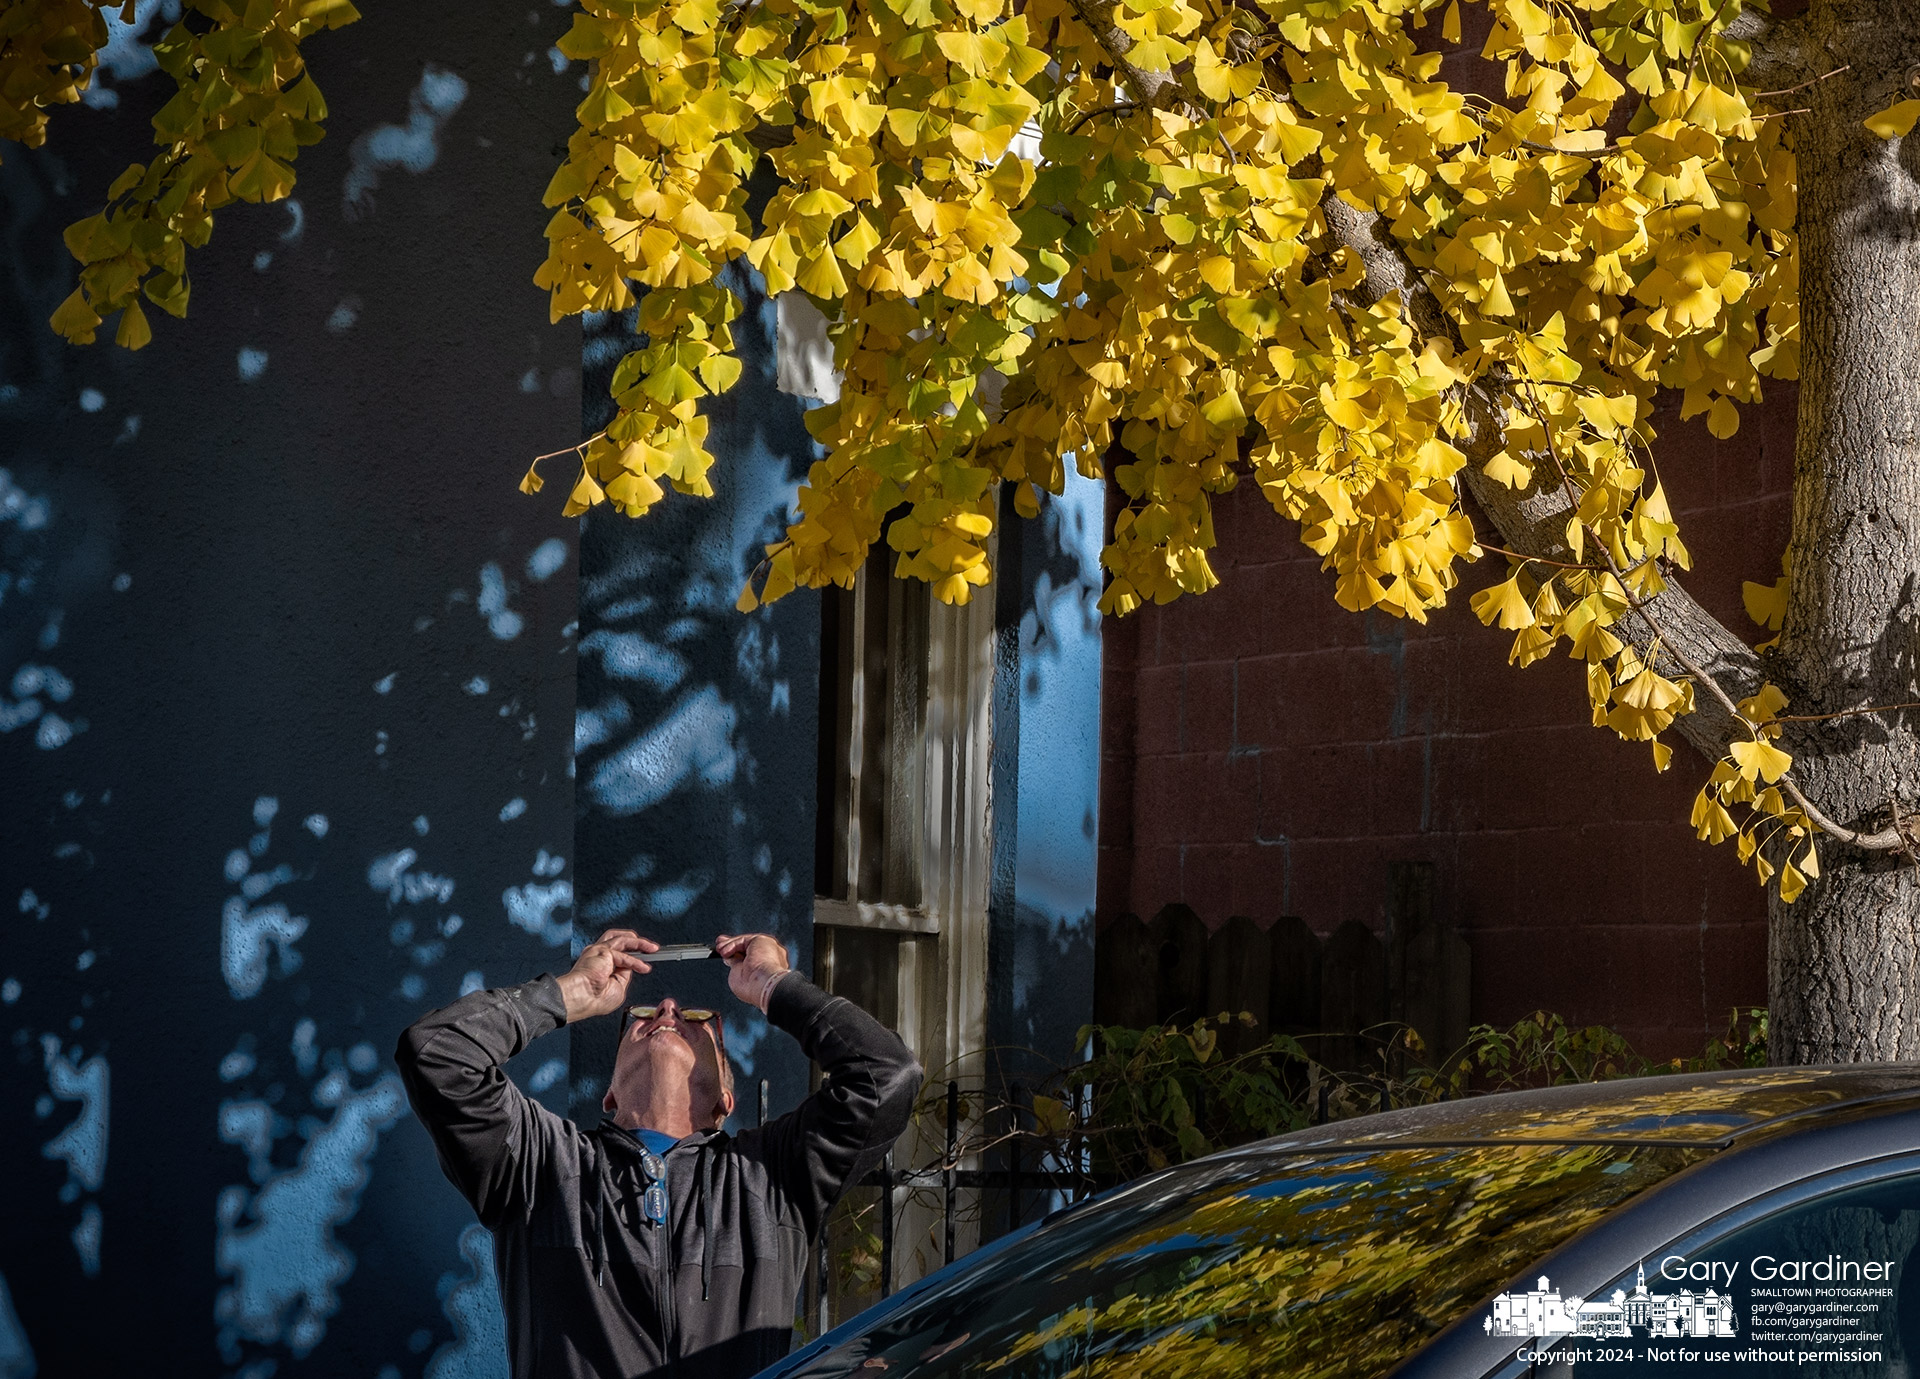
(631, 1128), (679, 1156)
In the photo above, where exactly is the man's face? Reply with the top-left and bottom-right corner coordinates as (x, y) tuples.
(605, 997), (731, 1127)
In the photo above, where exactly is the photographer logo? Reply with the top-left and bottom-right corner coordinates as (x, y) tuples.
(1485, 1264), (1738, 1340)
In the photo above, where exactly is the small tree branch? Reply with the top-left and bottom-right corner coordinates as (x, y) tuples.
(1065, 101), (1141, 135)
(1059, 0), (1196, 111)
(1777, 700), (1920, 724)
(1318, 197), (1905, 853)
(1476, 541), (1613, 572)
(1684, 0), (1740, 91)
(1751, 64), (1850, 100)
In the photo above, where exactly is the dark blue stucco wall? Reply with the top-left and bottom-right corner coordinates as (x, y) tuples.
(570, 256), (819, 1125)
(988, 480), (1101, 1093)
(0, 1), (584, 1374)
(0, 4), (1106, 1369)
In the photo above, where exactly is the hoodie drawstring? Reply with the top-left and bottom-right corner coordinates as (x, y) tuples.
(590, 1132), (719, 1304)
(699, 1143), (716, 1302)
(588, 1153), (609, 1288)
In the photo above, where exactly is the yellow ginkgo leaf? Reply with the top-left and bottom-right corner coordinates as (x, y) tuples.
(49, 289), (103, 345)
(606, 469), (665, 516)
(114, 300), (152, 350)
(1691, 791), (1737, 844)
(1743, 569), (1789, 632)
(1736, 683), (1789, 724)
(1470, 575), (1534, 630)
(562, 469), (607, 518)
(1192, 40), (1260, 102)
(1482, 450), (1533, 489)
(1706, 396), (1740, 439)
(1730, 737), (1793, 784)
(1866, 99), (1920, 140)
(1482, 272), (1515, 316)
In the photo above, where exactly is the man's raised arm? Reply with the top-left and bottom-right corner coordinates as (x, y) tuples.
(719, 933), (924, 1238)
(394, 929), (656, 1226)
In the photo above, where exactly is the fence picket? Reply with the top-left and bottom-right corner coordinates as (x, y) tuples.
(1154, 902), (1209, 1026)
(1206, 915), (1271, 1058)
(1092, 911), (1157, 1029)
(1318, 919), (1388, 1072)
(1386, 860), (1471, 1066)
(1267, 915), (1322, 1036)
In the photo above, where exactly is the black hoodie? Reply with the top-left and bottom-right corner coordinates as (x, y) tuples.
(395, 972), (922, 1379)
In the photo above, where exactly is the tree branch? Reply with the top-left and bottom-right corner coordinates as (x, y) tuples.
(1060, 0), (1196, 111)
(1065, 101), (1142, 135)
(1751, 64), (1849, 101)
(1319, 197), (1902, 853)
(1459, 438), (1764, 773)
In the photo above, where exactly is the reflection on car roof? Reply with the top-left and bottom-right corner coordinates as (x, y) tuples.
(1222, 1066), (1920, 1152)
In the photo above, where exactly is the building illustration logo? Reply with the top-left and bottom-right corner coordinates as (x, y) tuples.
(1485, 1264), (1738, 1340)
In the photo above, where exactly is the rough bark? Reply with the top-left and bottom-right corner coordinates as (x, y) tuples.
(771, 0), (1920, 1058)
(1322, 7), (1920, 1062)
(1766, 1), (1920, 1062)
(1321, 197), (1767, 770)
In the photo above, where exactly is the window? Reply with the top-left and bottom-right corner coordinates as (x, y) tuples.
(813, 541), (997, 1290)
(815, 541), (933, 924)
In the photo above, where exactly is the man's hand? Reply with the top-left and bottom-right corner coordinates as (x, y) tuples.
(557, 929), (659, 1023)
(716, 933), (792, 1012)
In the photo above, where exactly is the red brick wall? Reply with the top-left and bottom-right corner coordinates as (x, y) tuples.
(1098, 387), (1798, 1059)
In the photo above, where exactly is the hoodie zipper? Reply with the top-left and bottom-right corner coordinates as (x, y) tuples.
(598, 1127), (728, 1376)
(662, 1144), (681, 1376)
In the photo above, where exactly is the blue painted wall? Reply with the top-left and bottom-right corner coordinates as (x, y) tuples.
(0, 5), (1107, 1366)
(0, 2), (582, 1373)
(989, 479), (1102, 1091)
(569, 253), (819, 1124)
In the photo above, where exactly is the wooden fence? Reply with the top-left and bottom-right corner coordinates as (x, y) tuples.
(1093, 861), (1471, 1070)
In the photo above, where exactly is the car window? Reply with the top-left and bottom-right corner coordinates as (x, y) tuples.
(781, 1142), (1707, 1379)
(1485, 1165), (1920, 1378)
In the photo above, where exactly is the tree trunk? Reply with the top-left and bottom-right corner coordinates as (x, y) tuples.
(1321, 1), (1920, 1061)
(1771, 2), (1920, 1062)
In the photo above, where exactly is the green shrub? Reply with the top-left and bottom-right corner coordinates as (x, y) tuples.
(1033, 1007), (1769, 1179)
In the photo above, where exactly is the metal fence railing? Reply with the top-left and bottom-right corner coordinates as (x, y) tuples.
(779, 1078), (1121, 1336)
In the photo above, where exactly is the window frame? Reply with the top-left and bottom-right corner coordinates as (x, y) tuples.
(812, 550), (999, 1292)
(811, 552), (996, 1069)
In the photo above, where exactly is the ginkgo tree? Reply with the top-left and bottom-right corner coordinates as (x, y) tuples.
(10, 0), (1920, 1062)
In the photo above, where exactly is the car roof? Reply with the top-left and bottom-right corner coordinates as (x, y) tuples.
(1215, 1064), (1920, 1152)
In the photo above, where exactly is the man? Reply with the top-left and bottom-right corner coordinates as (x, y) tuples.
(396, 928), (923, 1379)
